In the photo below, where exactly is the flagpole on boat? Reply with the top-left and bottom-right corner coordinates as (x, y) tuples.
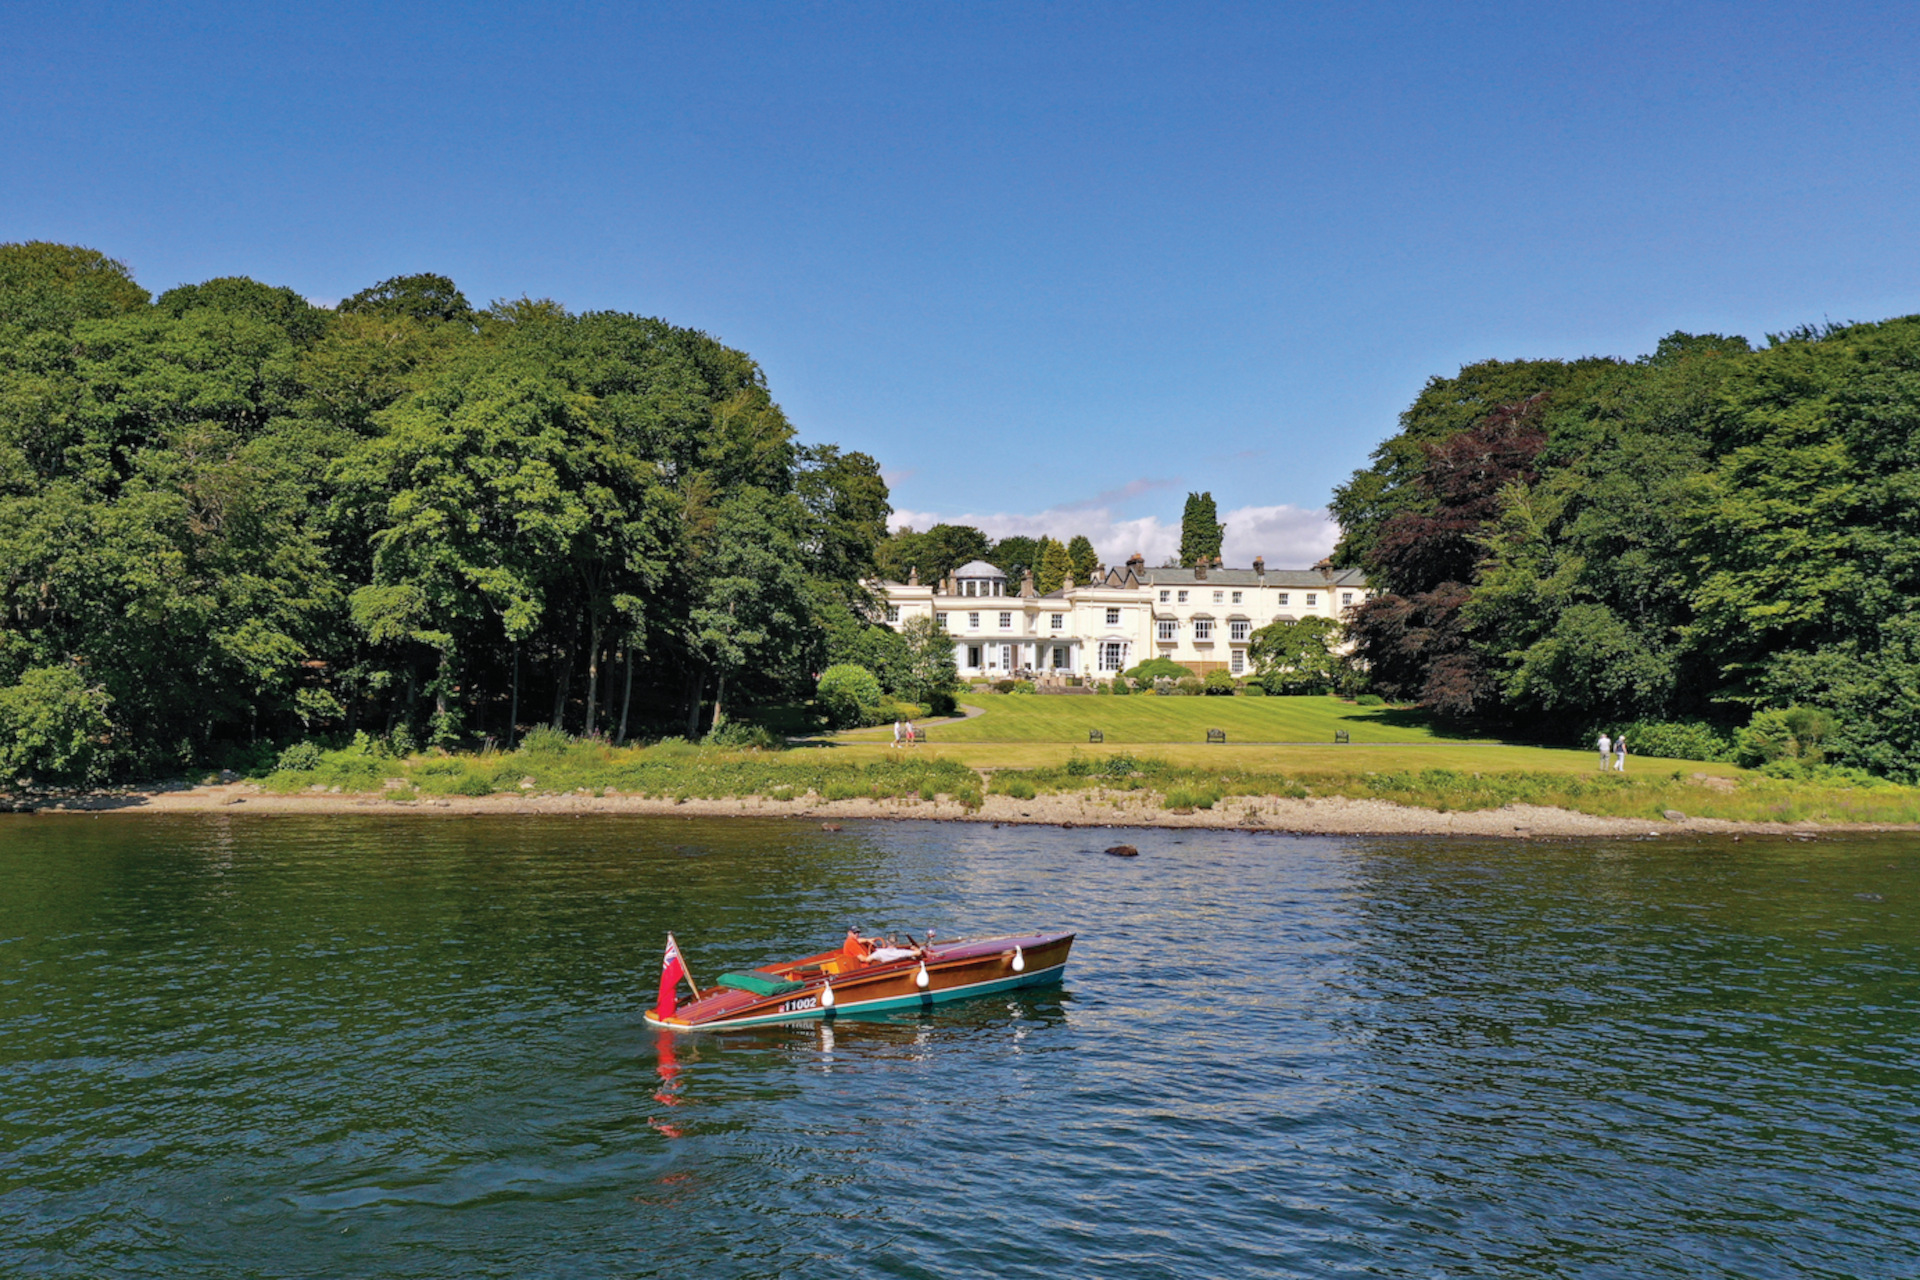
(669, 931), (701, 999)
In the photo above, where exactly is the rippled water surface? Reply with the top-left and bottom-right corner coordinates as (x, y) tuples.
(2, 815), (1917, 1277)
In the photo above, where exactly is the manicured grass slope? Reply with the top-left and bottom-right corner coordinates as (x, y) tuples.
(885, 693), (1480, 745)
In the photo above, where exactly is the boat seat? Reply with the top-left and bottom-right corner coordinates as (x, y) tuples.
(716, 971), (807, 997)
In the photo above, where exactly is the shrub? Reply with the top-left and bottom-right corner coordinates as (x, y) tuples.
(0, 666), (114, 785)
(1354, 693), (1384, 707)
(706, 720), (783, 750)
(1005, 680), (1035, 696)
(1174, 677), (1205, 697)
(389, 725), (418, 756)
(451, 773), (495, 796)
(1203, 670), (1236, 696)
(992, 774), (1037, 800)
(1619, 719), (1734, 762)
(925, 690), (957, 717)
(1735, 706), (1835, 768)
(1109, 677), (1128, 696)
(1242, 682), (1266, 697)
(817, 663), (884, 729)
(1124, 656), (1194, 684)
(1162, 786), (1218, 810)
(276, 741), (324, 772)
(518, 725), (573, 757)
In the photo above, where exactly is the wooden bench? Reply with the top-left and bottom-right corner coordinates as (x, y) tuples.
(1088, 729), (1104, 743)
(1206, 728), (1226, 744)
(1334, 730), (1349, 744)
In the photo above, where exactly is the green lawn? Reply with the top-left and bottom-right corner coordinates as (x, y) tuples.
(868, 691), (1481, 745)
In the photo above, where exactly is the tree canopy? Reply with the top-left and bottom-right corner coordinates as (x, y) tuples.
(1336, 319), (1920, 779)
(0, 244), (889, 780)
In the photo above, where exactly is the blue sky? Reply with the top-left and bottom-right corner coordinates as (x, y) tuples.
(6, 1), (1917, 564)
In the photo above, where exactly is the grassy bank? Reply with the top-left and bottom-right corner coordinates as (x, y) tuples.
(836, 692), (1467, 745)
(262, 734), (989, 807)
(983, 753), (1920, 826)
(251, 731), (1920, 827)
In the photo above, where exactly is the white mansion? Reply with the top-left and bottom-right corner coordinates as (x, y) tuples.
(874, 554), (1369, 680)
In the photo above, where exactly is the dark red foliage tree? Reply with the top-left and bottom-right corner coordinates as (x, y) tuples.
(1349, 395), (1549, 719)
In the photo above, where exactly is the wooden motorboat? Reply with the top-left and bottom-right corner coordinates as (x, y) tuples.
(644, 928), (1075, 1031)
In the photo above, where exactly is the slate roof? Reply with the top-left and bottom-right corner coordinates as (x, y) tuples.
(1136, 566), (1366, 587)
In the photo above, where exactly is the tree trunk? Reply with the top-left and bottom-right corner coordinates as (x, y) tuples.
(433, 647), (450, 741)
(550, 634), (572, 731)
(584, 618), (604, 738)
(685, 666), (704, 739)
(508, 644), (520, 746)
(617, 645), (634, 745)
(712, 668), (727, 734)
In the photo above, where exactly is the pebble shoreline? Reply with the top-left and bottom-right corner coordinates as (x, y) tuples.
(7, 781), (1888, 839)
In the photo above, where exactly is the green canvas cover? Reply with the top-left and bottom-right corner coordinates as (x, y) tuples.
(717, 971), (807, 998)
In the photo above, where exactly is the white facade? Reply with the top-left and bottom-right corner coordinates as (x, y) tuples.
(874, 556), (1369, 680)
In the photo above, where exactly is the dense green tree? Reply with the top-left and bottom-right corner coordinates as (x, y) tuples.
(877, 523), (991, 584)
(987, 535), (1040, 578)
(0, 242), (150, 331)
(1249, 615), (1346, 694)
(1035, 537), (1071, 595)
(1066, 534), (1098, 583)
(0, 665), (113, 784)
(155, 277), (330, 344)
(1179, 492), (1222, 566)
(896, 614), (958, 710)
(338, 273), (474, 325)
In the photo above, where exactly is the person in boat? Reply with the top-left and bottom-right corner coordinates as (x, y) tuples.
(843, 928), (924, 965)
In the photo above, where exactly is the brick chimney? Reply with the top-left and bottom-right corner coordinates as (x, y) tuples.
(1252, 556), (1265, 575)
(1127, 552), (1144, 569)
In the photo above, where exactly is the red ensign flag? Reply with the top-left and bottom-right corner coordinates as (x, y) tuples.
(656, 935), (689, 1019)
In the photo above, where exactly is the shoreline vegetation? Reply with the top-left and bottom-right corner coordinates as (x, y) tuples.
(15, 725), (1920, 836)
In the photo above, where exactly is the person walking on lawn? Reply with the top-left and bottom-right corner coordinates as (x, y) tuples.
(1614, 734), (1628, 772)
(1597, 730), (1612, 769)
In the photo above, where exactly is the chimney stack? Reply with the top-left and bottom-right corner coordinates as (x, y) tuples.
(1252, 556), (1264, 575)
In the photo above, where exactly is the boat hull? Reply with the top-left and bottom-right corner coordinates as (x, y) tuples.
(645, 931), (1073, 1032)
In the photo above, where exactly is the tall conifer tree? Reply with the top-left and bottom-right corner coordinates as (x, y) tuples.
(1179, 492), (1224, 566)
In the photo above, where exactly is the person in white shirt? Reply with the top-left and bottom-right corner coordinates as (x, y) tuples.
(1597, 731), (1612, 769)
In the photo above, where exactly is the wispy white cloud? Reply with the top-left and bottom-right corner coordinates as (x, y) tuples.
(888, 500), (1339, 568)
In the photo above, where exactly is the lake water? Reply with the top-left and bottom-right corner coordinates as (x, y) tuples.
(1, 815), (1915, 1278)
